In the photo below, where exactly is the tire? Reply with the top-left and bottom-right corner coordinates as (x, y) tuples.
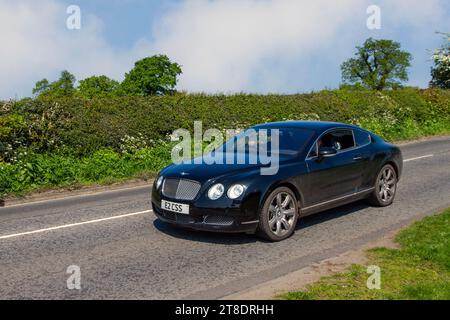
(367, 164), (398, 207)
(257, 187), (299, 241)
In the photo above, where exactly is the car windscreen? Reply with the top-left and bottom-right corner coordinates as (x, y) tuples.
(218, 127), (315, 156)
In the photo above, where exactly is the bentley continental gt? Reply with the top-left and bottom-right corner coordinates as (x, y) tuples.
(151, 121), (402, 241)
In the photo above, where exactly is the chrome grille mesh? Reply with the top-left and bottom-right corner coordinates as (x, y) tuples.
(162, 178), (201, 200)
(203, 215), (234, 226)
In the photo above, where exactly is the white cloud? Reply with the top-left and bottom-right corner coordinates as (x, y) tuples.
(151, 0), (363, 93)
(150, 0), (449, 93)
(0, 0), (448, 99)
(0, 0), (141, 99)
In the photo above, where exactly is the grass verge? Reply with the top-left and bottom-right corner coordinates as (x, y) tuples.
(278, 208), (450, 300)
(0, 145), (173, 198)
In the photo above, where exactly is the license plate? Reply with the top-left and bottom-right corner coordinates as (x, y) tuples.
(161, 200), (189, 215)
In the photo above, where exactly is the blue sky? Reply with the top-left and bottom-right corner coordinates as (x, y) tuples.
(67, 0), (179, 49)
(0, 0), (449, 99)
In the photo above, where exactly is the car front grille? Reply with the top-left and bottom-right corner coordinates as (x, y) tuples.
(162, 178), (201, 200)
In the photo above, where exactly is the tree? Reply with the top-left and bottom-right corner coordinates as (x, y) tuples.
(78, 75), (120, 98)
(48, 70), (76, 96)
(120, 55), (182, 96)
(32, 70), (76, 97)
(32, 79), (51, 96)
(341, 38), (412, 90)
(430, 33), (450, 89)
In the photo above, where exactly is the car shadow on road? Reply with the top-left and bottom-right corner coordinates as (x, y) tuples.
(153, 200), (370, 244)
(153, 219), (259, 245)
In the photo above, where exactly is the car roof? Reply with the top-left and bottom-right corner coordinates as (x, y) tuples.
(253, 121), (357, 132)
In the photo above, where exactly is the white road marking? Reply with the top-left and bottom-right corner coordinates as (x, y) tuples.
(403, 154), (434, 162)
(5, 184), (152, 208)
(0, 210), (152, 240)
(2, 152), (439, 209)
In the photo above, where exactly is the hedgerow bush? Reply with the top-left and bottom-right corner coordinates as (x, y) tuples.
(0, 142), (172, 196)
(3, 88), (449, 156)
(0, 88), (449, 197)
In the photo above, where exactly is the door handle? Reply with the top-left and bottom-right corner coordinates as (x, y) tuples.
(353, 155), (364, 161)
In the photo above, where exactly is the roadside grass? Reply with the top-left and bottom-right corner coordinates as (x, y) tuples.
(278, 208), (450, 300)
(0, 145), (173, 198)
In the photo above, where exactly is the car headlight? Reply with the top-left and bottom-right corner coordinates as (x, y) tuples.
(155, 175), (164, 189)
(208, 183), (224, 200)
(227, 184), (246, 199)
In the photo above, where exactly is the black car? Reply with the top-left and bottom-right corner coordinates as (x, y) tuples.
(151, 121), (402, 241)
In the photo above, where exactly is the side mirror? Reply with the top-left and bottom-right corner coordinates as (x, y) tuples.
(318, 147), (337, 159)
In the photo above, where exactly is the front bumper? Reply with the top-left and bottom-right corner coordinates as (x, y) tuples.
(151, 190), (260, 233)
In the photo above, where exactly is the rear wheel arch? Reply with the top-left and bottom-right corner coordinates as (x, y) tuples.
(372, 159), (400, 186)
(383, 160), (400, 180)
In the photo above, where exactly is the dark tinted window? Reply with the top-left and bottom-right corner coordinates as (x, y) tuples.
(222, 128), (315, 156)
(318, 129), (355, 151)
(308, 129), (355, 158)
(354, 129), (371, 146)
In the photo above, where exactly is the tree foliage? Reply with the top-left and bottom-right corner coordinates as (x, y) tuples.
(430, 33), (450, 89)
(341, 38), (412, 90)
(120, 55), (182, 96)
(31, 55), (182, 98)
(32, 79), (51, 96)
(33, 70), (76, 97)
(78, 75), (120, 98)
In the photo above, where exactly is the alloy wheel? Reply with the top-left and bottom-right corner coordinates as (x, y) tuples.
(268, 192), (296, 236)
(378, 167), (396, 203)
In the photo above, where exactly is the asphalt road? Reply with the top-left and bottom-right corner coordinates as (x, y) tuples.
(0, 137), (449, 299)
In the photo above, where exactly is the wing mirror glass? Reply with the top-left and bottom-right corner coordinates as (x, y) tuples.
(318, 147), (337, 159)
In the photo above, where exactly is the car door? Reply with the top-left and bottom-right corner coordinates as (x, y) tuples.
(352, 128), (374, 189)
(304, 129), (366, 206)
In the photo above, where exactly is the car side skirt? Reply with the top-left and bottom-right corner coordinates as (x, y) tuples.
(300, 187), (374, 217)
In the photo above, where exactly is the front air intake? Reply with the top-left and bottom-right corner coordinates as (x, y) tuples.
(203, 215), (234, 226)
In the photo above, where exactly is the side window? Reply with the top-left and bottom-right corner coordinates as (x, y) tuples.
(354, 129), (371, 146)
(319, 129), (355, 152)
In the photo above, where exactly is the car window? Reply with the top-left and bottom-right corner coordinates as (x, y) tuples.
(354, 129), (371, 146)
(222, 127), (315, 156)
(308, 142), (318, 158)
(317, 129), (355, 152)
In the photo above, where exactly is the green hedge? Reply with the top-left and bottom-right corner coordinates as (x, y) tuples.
(0, 88), (449, 197)
(2, 88), (448, 156)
